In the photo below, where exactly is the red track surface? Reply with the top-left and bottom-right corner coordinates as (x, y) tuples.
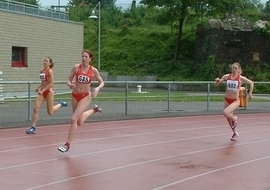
(1, 114), (270, 190)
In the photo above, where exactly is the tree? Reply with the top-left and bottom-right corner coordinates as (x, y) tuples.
(67, 0), (117, 21)
(140, 0), (244, 63)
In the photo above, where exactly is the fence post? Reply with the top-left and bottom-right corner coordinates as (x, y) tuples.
(125, 82), (128, 115)
(167, 83), (171, 113)
(207, 83), (210, 111)
(28, 82), (32, 121)
(0, 71), (4, 103)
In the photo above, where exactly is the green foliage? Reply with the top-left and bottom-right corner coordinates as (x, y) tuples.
(242, 62), (270, 93)
(69, 5), (91, 21)
(73, 0), (270, 85)
(253, 24), (270, 36)
(100, 27), (173, 75)
(244, 62), (270, 80)
(195, 55), (218, 80)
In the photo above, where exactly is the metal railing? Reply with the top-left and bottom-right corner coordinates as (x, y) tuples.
(0, 0), (69, 20)
(0, 80), (269, 128)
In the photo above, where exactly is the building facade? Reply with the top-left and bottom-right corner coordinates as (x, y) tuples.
(0, 1), (83, 93)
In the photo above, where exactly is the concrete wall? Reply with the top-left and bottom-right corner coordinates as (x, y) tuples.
(194, 24), (270, 65)
(0, 9), (83, 92)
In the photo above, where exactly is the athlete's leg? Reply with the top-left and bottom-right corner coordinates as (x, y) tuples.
(58, 97), (78, 151)
(77, 104), (101, 126)
(32, 94), (45, 127)
(45, 92), (62, 115)
(77, 96), (97, 126)
(67, 96), (91, 143)
(223, 100), (240, 133)
(27, 94), (46, 133)
(224, 100), (231, 126)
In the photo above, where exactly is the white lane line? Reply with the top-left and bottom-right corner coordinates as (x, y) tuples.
(1, 124), (270, 153)
(1, 113), (269, 133)
(151, 155), (270, 190)
(24, 138), (270, 190)
(0, 117), (226, 140)
(1, 135), (270, 172)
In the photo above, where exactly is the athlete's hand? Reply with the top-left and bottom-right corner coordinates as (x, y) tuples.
(92, 87), (100, 97)
(68, 84), (75, 89)
(35, 87), (41, 93)
(214, 78), (220, 87)
(38, 89), (44, 95)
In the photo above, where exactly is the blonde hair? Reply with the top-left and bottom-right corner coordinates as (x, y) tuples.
(232, 62), (242, 74)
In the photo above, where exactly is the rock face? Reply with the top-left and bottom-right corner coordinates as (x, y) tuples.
(194, 14), (270, 66)
(208, 19), (224, 29)
(253, 20), (269, 29)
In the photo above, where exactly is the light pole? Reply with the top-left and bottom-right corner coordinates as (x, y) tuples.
(89, 1), (101, 71)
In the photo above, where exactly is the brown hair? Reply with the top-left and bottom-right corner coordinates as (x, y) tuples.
(82, 49), (94, 61)
(47, 57), (54, 69)
(232, 62), (242, 74)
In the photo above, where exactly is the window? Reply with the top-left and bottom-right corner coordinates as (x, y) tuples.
(12, 46), (27, 67)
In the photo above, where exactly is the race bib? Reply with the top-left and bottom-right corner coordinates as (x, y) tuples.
(77, 75), (90, 83)
(39, 73), (46, 81)
(227, 80), (238, 90)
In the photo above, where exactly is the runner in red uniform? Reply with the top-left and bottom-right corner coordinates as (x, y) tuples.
(26, 57), (67, 134)
(214, 62), (254, 141)
(58, 49), (104, 152)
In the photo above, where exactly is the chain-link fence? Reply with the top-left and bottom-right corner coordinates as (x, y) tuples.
(0, 81), (269, 128)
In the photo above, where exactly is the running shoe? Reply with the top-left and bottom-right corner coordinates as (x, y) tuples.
(230, 132), (239, 141)
(231, 116), (237, 129)
(93, 104), (102, 113)
(59, 100), (67, 107)
(26, 126), (36, 134)
(58, 144), (69, 153)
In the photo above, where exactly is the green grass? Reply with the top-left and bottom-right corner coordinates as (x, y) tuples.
(3, 91), (269, 102)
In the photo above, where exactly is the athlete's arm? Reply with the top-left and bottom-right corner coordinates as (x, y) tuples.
(241, 76), (254, 99)
(67, 65), (77, 89)
(214, 74), (228, 87)
(35, 84), (42, 93)
(92, 67), (105, 97)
